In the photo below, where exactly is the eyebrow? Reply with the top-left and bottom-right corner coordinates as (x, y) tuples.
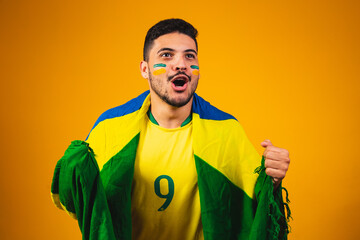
(184, 49), (198, 55)
(157, 48), (198, 55)
(157, 48), (174, 54)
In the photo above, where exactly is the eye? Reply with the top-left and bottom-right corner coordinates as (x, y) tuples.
(161, 52), (172, 58)
(186, 53), (196, 59)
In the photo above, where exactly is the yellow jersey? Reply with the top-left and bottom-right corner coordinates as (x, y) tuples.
(131, 114), (203, 240)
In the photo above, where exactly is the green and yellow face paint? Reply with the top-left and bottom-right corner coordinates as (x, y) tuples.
(191, 65), (199, 75)
(153, 63), (166, 75)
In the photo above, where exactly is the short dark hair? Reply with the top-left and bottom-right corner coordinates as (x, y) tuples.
(143, 18), (198, 61)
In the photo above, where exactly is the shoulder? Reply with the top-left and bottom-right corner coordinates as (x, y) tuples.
(192, 93), (237, 121)
(90, 91), (150, 130)
(192, 94), (246, 140)
(85, 91), (149, 140)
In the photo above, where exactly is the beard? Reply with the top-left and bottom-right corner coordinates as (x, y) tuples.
(148, 71), (198, 108)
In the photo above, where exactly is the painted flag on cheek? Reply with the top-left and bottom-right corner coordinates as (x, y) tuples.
(153, 63), (166, 75)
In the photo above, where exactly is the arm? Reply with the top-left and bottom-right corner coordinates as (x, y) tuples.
(51, 140), (116, 240)
(250, 140), (291, 239)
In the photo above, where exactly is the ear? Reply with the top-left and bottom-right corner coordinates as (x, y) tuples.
(140, 61), (149, 79)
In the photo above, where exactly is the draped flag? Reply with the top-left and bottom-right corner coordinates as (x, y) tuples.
(51, 91), (290, 239)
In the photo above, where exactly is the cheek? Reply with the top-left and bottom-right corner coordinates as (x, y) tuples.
(153, 68), (166, 75)
(192, 70), (199, 75)
(190, 65), (199, 76)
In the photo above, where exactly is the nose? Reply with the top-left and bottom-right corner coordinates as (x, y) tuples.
(173, 56), (187, 71)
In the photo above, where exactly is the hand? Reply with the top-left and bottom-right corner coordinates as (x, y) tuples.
(261, 139), (290, 189)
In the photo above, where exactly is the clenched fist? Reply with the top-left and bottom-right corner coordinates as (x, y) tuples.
(261, 139), (290, 189)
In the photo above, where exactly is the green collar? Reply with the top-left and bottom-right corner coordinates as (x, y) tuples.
(147, 109), (192, 127)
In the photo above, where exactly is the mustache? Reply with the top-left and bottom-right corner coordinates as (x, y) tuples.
(167, 71), (191, 82)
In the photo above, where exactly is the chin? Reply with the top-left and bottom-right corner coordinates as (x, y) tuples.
(168, 94), (193, 108)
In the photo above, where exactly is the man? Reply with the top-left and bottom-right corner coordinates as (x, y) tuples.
(51, 19), (290, 240)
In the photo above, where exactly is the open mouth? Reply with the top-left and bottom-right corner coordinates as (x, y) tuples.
(169, 74), (190, 91)
(173, 78), (187, 87)
(171, 75), (189, 85)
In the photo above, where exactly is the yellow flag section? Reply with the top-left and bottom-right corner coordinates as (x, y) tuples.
(191, 95), (264, 239)
(131, 118), (203, 240)
(192, 114), (260, 199)
(86, 94), (150, 171)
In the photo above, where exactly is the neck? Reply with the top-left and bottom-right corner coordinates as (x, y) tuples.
(149, 93), (193, 129)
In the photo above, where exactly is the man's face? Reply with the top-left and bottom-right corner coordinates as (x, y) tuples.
(142, 32), (199, 108)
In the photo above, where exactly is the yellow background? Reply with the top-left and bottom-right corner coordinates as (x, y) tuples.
(0, 0), (359, 239)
